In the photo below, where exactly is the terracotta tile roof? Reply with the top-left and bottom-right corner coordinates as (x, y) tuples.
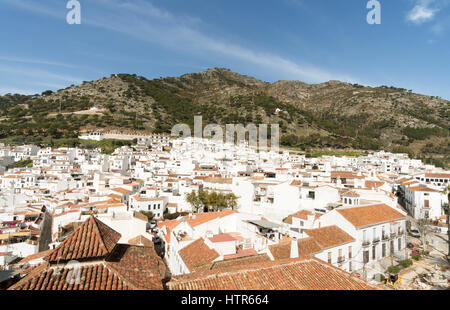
(290, 180), (302, 186)
(407, 186), (441, 193)
(177, 254), (271, 278)
(157, 218), (182, 243)
(167, 257), (375, 290)
(9, 244), (166, 290)
(133, 211), (148, 222)
(111, 187), (132, 194)
(365, 181), (385, 189)
(337, 204), (406, 228)
(269, 237), (322, 260)
(204, 177), (233, 184)
(401, 179), (418, 186)
(208, 233), (236, 243)
(127, 235), (153, 247)
(8, 262), (132, 290)
(223, 248), (257, 260)
(185, 210), (237, 227)
(16, 249), (53, 266)
(165, 178), (178, 182)
(178, 238), (220, 271)
(424, 173), (450, 178)
(305, 225), (355, 249)
(283, 210), (322, 224)
(9, 217), (165, 290)
(45, 216), (121, 262)
(331, 172), (364, 179)
(341, 190), (360, 197)
(105, 244), (165, 290)
(157, 210), (237, 243)
(108, 194), (122, 200)
(132, 195), (164, 202)
(94, 203), (126, 210)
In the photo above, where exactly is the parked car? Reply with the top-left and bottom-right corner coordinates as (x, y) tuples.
(409, 226), (421, 238)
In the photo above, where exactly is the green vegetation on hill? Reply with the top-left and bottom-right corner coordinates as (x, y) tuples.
(0, 137), (135, 155)
(6, 159), (33, 170)
(78, 139), (136, 154)
(0, 68), (448, 160)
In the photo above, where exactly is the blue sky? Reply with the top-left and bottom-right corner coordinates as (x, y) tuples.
(0, 0), (449, 99)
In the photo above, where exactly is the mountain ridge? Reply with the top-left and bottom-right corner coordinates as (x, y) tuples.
(0, 67), (448, 167)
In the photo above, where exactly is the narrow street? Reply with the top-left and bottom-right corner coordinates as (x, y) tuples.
(38, 211), (52, 252)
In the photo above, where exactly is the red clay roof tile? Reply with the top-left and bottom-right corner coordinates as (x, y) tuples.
(45, 216), (121, 262)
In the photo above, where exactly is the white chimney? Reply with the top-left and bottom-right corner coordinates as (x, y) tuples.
(290, 239), (299, 259)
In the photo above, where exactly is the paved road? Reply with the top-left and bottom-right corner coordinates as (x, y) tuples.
(427, 231), (448, 256)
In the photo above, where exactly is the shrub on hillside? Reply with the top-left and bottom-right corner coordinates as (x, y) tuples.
(412, 254), (421, 261)
(399, 259), (413, 268)
(387, 266), (400, 274)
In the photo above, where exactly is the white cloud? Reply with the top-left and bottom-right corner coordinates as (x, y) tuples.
(0, 65), (86, 84)
(0, 0), (62, 19)
(0, 0), (357, 84)
(0, 88), (40, 95)
(407, 0), (439, 24)
(431, 23), (444, 34)
(90, 0), (357, 83)
(0, 55), (76, 68)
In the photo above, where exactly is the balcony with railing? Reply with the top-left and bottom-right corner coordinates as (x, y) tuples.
(382, 234), (389, 241)
(372, 237), (380, 244)
(362, 240), (371, 247)
(337, 256), (345, 263)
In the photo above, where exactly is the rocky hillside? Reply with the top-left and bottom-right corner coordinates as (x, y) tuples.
(0, 68), (448, 166)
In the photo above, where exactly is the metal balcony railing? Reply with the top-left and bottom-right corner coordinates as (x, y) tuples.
(362, 240), (371, 247)
(372, 237), (380, 244)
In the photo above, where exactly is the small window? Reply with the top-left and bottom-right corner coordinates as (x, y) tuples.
(328, 252), (332, 264)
